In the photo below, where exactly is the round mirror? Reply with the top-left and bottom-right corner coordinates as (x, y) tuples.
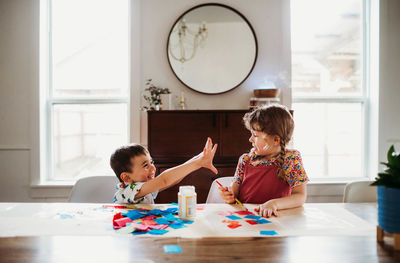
(167, 4), (258, 94)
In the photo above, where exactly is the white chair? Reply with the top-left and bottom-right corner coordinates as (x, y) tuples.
(206, 177), (234, 203)
(69, 176), (120, 203)
(343, 181), (377, 203)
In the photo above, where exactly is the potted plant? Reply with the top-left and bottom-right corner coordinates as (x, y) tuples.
(371, 145), (400, 235)
(142, 79), (171, 110)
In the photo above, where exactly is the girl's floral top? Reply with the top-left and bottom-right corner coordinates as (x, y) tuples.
(233, 149), (309, 188)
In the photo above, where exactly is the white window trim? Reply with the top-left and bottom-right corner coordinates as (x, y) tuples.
(291, 0), (372, 182)
(32, 0), (132, 190)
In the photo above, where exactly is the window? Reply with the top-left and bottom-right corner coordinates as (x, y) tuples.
(41, 0), (130, 181)
(291, 0), (367, 180)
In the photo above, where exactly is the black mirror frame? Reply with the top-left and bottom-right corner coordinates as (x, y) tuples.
(166, 3), (258, 95)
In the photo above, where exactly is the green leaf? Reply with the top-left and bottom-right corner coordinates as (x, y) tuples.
(387, 145), (400, 168)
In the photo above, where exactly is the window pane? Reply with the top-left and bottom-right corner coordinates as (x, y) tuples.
(51, 104), (128, 180)
(292, 103), (363, 178)
(291, 0), (363, 97)
(51, 0), (129, 97)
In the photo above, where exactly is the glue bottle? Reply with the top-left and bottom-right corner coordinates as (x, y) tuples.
(178, 185), (197, 220)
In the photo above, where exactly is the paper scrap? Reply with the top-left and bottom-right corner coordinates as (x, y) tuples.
(244, 215), (261, 220)
(163, 245), (182, 253)
(235, 211), (254, 215)
(227, 223), (242, 229)
(255, 219), (271, 224)
(226, 215), (241, 220)
(197, 205), (205, 210)
(245, 220), (259, 225)
(260, 230), (278, 236)
(148, 229), (169, 235)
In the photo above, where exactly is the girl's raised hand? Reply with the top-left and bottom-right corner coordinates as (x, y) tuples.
(195, 137), (218, 174)
(255, 200), (279, 218)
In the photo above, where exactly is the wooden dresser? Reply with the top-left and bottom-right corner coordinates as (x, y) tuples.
(147, 110), (250, 203)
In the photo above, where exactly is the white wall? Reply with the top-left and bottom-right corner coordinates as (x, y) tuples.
(139, 0), (292, 112)
(378, 0), (400, 166)
(0, 0), (398, 202)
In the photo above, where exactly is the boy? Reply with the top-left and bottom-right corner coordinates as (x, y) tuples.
(110, 137), (217, 204)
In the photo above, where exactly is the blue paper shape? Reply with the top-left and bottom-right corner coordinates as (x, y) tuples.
(182, 220), (194, 224)
(163, 245), (182, 253)
(122, 210), (146, 220)
(164, 214), (179, 222)
(244, 215), (261, 220)
(226, 215), (241, 220)
(165, 207), (178, 214)
(148, 229), (169, 235)
(154, 218), (170, 225)
(169, 223), (186, 229)
(147, 209), (163, 216)
(169, 203), (179, 206)
(132, 231), (148, 235)
(255, 219), (271, 224)
(57, 213), (74, 219)
(260, 230), (278, 236)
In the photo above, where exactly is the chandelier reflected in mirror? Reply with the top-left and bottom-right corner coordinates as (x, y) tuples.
(168, 18), (208, 63)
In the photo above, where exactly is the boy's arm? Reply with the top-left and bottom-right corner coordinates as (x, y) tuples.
(135, 138), (218, 199)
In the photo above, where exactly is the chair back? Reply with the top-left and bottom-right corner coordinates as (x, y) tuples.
(343, 180), (377, 203)
(69, 176), (120, 203)
(206, 177), (234, 203)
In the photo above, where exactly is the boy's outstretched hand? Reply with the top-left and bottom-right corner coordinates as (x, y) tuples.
(193, 137), (218, 174)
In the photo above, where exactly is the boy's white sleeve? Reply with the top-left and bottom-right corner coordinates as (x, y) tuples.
(114, 182), (146, 204)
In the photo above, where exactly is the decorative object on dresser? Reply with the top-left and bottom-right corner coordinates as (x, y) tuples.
(148, 110), (250, 203)
(372, 145), (400, 251)
(142, 79), (171, 110)
(249, 97), (280, 109)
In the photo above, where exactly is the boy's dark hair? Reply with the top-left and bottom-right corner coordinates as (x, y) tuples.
(110, 144), (149, 182)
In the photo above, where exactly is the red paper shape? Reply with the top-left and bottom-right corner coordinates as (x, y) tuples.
(227, 223), (242, 229)
(245, 220), (258, 225)
(235, 211), (254, 215)
(218, 211), (234, 216)
(141, 219), (157, 225)
(142, 215), (157, 220)
(149, 224), (169, 230)
(114, 217), (133, 227)
(113, 212), (123, 228)
(197, 205), (205, 210)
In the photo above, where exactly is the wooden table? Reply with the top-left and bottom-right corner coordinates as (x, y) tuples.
(0, 203), (399, 262)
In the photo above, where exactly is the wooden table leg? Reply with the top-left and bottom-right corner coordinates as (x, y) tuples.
(394, 233), (400, 251)
(377, 226), (384, 242)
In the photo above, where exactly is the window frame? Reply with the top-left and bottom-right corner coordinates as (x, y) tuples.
(40, 0), (131, 183)
(291, 0), (371, 182)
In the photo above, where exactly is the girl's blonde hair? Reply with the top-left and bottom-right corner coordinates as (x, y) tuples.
(243, 104), (294, 181)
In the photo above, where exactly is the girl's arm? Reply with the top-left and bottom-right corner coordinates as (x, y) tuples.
(135, 138), (218, 199)
(255, 183), (307, 218)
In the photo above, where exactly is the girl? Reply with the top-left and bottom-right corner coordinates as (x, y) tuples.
(219, 105), (308, 217)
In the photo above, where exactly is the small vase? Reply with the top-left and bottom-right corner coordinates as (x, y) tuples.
(160, 94), (172, 110)
(378, 186), (400, 233)
(155, 104), (160, 111)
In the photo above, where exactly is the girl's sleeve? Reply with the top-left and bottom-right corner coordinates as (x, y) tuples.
(233, 154), (250, 184)
(114, 182), (146, 204)
(285, 150), (309, 188)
